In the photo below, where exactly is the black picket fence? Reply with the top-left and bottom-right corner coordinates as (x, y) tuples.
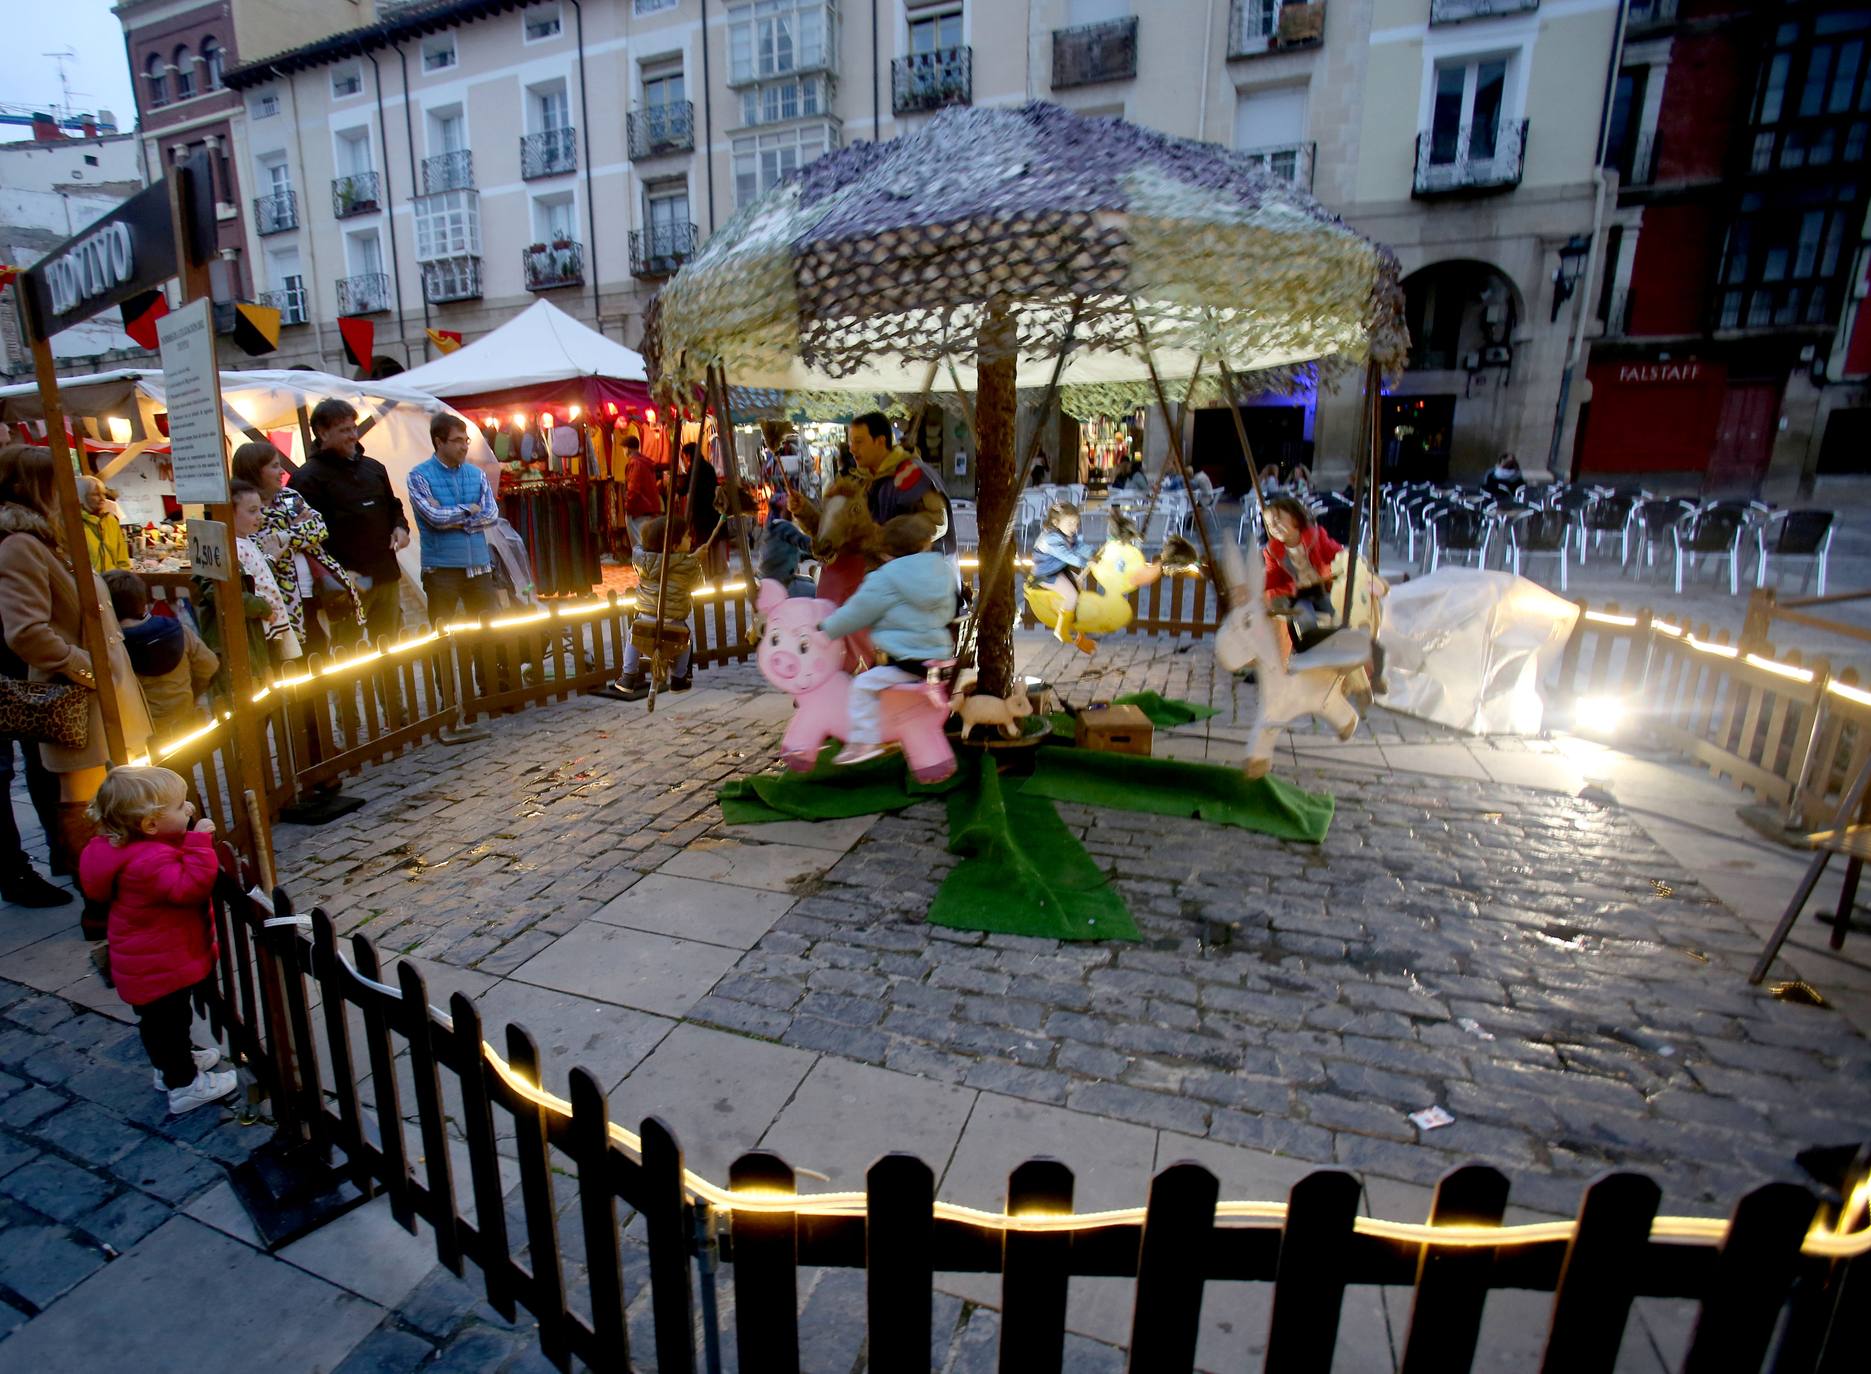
(197, 855), (1871, 1374)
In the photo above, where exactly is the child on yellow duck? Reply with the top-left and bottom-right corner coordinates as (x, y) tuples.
(1031, 501), (1098, 654)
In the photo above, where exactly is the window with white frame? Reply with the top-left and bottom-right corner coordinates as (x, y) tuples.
(145, 54), (167, 108)
(646, 185), (691, 235)
(1428, 55), (1509, 164)
(739, 74), (830, 125)
(532, 193), (578, 245)
(250, 92), (280, 119)
(347, 231), (384, 278)
(337, 129), (374, 175)
(415, 190), (481, 261)
(908, 8), (963, 56)
(173, 47), (195, 99)
(333, 64), (364, 99)
(644, 69), (686, 111)
(523, 3), (563, 41)
(732, 122), (837, 207)
(635, 0), (678, 13)
(1234, 84), (1309, 182)
(728, 1), (837, 84)
(203, 38), (224, 90)
(423, 36), (457, 72)
(529, 81), (571, 133)
(1233, 0), (1278, 53)
(430, 108), (466, 155)
(263, 158), (293, 195)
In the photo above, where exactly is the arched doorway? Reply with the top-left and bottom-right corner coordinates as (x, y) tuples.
(1390, 260), (1522, 480)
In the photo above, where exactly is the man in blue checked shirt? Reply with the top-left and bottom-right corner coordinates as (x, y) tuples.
(408, 413), (501, 628)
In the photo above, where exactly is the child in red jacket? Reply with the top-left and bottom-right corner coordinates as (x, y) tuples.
(80, 767), (238, 1115)
(1262, 497), (1389, 687)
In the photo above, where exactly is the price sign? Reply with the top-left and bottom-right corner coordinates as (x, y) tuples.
(158, 297), (231, 505)
(187, 518), (233, 582)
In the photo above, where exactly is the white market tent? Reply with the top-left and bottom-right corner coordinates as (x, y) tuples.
(392, 299), (650, 406)
(0, 368), (497, 599)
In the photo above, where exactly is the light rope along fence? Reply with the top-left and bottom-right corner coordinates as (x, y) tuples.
(199, 863), (1868, 1374)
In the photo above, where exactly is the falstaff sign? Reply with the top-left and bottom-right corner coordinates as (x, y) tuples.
(20, 162), (210, 338)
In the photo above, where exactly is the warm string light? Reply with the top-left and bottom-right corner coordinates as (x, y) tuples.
(451, 1032), (1871, 1255)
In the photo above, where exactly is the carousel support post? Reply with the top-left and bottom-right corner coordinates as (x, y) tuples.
(1338, 361), (1378, 629)
(706, 364), (760, 586)
(974, 300), (1020, 699)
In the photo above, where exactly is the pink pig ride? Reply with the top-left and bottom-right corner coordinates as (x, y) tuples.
(754, 580), (957, 783)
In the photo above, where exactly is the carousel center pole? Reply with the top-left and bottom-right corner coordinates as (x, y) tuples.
(973, 299), (1019, 700)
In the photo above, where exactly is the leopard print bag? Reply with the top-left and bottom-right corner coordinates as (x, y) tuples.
(0, 676), (91, 750)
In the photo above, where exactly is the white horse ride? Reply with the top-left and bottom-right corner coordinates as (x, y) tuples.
(1213, 534), (1373, 778)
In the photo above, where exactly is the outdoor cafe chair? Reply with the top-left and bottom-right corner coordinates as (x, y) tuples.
(1579, 489), (1642, 564)
(1428, 505), (1491, 574)
(1627, 498), (1694, 580)
(1502, 508), (1576, 591)
(952, 506), (980, 552)
(1672, 504), (1749, 595)
(1756, 508), (1836, 596)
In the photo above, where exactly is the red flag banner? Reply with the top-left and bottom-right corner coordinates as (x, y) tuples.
(337, 316), (375, 372)
(121, 289), (170, 350)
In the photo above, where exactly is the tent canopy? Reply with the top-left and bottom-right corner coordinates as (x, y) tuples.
(393, 300), (652, 415)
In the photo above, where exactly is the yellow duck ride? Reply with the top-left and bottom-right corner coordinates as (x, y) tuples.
(1023, 511), (1200, 648)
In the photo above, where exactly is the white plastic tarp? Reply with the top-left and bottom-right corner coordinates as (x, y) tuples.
(1378, 569), (1580, 736)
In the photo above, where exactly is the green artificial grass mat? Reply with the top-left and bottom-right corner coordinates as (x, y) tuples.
(1020, 748), (1335, 843)
(1111, 691), (1221, 727)
(929, 754), (1140, 942)
(716, 746), (961, 824)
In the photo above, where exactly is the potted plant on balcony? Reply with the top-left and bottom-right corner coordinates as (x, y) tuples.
(1275, 2), (1325, 47)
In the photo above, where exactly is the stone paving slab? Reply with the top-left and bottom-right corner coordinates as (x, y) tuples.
(511, 922), (744, 1018)
(593, 872), (796, 949)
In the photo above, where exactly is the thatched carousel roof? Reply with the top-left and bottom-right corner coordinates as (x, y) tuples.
(646, 102), (1407, 414)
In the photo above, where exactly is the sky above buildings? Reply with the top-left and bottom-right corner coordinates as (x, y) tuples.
(8, 0), (139, 127)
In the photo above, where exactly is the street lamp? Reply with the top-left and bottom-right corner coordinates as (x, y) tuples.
(1550, 234), (1593, 323)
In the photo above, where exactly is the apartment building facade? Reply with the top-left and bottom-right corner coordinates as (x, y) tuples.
(114, 0), (381, 305)
(216, 0), (1621, 480)
(1581, 0), (1871, 497)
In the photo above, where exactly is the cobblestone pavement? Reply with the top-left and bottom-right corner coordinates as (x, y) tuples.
(5, 632), (1870, 1371)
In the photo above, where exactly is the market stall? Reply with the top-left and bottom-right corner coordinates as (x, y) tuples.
(0, 367), (495, 610)
(393, 299), (663, 581)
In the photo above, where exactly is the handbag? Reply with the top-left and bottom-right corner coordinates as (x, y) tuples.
(0, 676), (91, 750)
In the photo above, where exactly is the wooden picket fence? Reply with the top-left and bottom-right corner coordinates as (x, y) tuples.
(194, 858), (1869, 1374)
(1551, 597), (1871, 830)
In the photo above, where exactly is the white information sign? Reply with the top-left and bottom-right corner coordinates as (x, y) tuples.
(157, 297), (230, 505)
(186, 518), (232, 582)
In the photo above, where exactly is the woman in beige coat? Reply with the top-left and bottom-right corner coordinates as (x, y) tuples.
(0, 445), (153, 933)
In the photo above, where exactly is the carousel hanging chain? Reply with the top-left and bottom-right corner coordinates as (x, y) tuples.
(1129, 304), (1224, 611)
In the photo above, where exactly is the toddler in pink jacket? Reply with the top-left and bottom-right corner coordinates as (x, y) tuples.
(79, 766), (238, 1115)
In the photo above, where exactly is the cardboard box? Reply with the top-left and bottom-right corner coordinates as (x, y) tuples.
(1075, 704), (1153, 756)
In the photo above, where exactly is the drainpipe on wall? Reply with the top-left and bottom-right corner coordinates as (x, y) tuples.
(392, 42), (433, 362)
(1546, 2), (1630, 480)
(700, 0), (718, 234)
(279, 66), (333, 372)
(568, 0), (604, 333)
(366, 50), (414, 367)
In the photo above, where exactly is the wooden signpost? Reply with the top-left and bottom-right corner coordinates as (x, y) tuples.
(15, 151), (271, 869)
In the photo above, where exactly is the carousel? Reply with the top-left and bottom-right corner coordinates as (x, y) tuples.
(648, 102), (1407, 781)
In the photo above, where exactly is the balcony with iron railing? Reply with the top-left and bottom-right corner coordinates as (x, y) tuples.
(332, 170), (382, 218)
(1229, 0), (1324, 59)
(1413, 119), (1528, 196)
(422, 149), (474, 194)
(629, 101), (695, 160)
(1430, 0), (1539, 24)
(630, 221), (697, 278)
(254, 190), (297, 235)
(521, 127), (577, 180)
(1627, 0), (1679, 33)
(257, 285), (308, 326)
(892, 47), (972, 115)
(1052, 16), (1138, 90)
(1240, 141), (1316, 189)
(337, 271), (392, 315)
(422, 256), (482, 304)
(524, 240), (584, 290)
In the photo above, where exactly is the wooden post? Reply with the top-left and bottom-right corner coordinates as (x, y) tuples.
(26, 334), (128, 764)
(165, 166), (271, 860)
(975, 300), (1019, 698)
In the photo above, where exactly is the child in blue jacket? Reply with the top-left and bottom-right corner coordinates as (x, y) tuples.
(1030, 501), (1097, 650)
(819, 515), (954, 765)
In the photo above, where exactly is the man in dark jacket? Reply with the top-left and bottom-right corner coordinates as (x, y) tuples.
(290, 398), (411, 648)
